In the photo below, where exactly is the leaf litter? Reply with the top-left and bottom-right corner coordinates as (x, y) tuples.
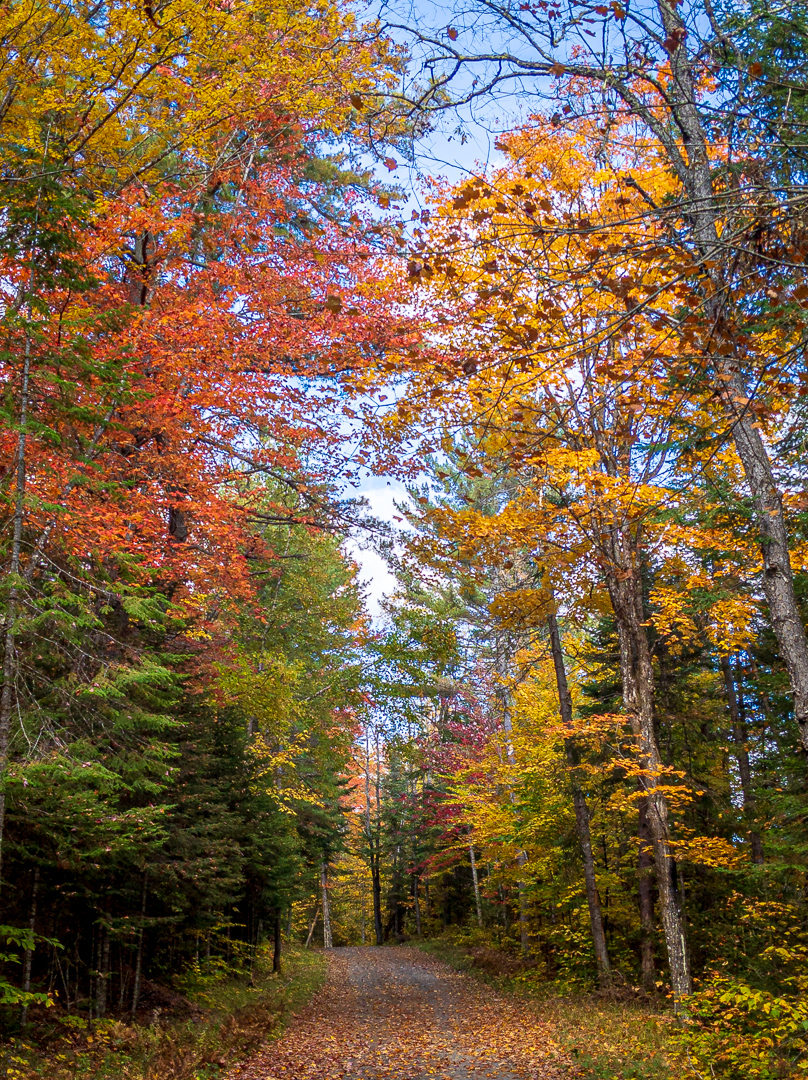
(228, 947), (577, 1080)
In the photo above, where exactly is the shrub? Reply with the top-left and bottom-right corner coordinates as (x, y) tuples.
(677, 975), (808, 1079)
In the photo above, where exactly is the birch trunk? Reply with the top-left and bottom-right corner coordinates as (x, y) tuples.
(413, 875), (422, 937)
(96, 923), (111, 1018)
(637, 797), (657, 991)
(320, 862), (332, 949)
(362, 731), (383, 944)
(496, 632), (530, 956)
(20, 866), (39, 1029)
(131, 872), (148, 1016)
(651, 0), (808, 748)
(469, 844), (483, 928)
(305, 907), (320, 947)
(273, 911), (282, 972)
(372, 731), (384, 944)
(0, 331), (32, 892)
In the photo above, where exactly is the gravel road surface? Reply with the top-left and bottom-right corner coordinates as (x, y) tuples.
(229, 947), (572, 1080)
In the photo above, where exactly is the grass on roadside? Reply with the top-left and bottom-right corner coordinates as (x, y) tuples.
(417, 936), (679, 1080)
(3, 944), (326, 1080)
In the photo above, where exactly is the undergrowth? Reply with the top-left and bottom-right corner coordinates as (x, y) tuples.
(1, 944), (326, 1080)
(417, 932), (678, 1080)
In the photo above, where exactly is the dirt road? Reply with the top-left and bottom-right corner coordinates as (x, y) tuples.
(230, 947), (573, 1080)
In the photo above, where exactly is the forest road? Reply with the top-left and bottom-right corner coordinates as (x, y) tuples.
(229, 946), (574, 1080)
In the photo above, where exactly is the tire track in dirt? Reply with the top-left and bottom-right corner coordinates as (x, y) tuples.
(229, 947), (575, 1080)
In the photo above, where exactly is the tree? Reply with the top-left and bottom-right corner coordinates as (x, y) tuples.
(0, 0), (411, 893)
(384, 0), (808, 751)
(380, 122), (703, 997)
(0, 0), (409, 1012)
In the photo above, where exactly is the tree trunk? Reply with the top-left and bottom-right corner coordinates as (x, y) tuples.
(469, 844), (483, 929)
(320, 862), (332, 949)
(637, 796), (657, 991)
(131, 872), (148, 1017)
(720, 656), (764, 864)
(607, 550), (691, 1004)
(20, 866), (39, 1029)
(305, 907), (320, 947)
(392, 842), (402, 941)
(96, 923), (111, 1018)
(650, 0), (808, 750)
(517, 860), (530, 957)
(371, 858), (383, 945)
(413, 874), (422, 938)
(496, 632), (530, 955)
(365, 731), (384, 945)
(547, 612), (611, 987)
(273, 911), (282, 973)
(0, 331), (33, 893)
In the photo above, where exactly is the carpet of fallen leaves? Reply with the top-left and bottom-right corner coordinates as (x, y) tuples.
(228, 947), (577, 1080)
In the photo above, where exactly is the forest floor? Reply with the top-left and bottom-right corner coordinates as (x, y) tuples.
(7, 944), (679, 1080)
(229, 946), (583, 1080)
(228, 945), (679, 1080)
(416, 939), (678, 1080)
(6, 945), (327, 1080)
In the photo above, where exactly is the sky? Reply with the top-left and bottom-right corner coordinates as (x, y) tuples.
(346, 473), (408, 622)
(341, 13), (521, 623)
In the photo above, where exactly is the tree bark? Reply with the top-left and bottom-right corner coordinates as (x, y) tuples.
(607, 544), (691, 1003)
(20, 866), (39, 1029)
(273, 911), (282, 973)
(496, 632), (530, 956)
(469, 843), (483, 929)
(637, 796), (657, 991)
(371, 856), (383, 946)
(131, 871), (148, 1017)
(320, 861), (332, 949)
(413, 874), (422, 938)
(0, 330), (33, 894)
(547, 612), (611, 987)
(721, 656), (764, 865)
(517, 859), (530, 957)
(361, 883), (367, 945)
(363, 730), (384, 945)
(96, 922), (111, 1018)
(305, 906), (320, 948)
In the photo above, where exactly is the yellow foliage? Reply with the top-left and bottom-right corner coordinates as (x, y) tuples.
(215, 654), (324, 809)
(2, 0), (396, 193)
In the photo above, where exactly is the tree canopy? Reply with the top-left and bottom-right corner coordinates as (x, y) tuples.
(2, 1), (808, 1077)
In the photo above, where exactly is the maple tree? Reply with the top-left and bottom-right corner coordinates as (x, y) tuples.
(335, 82), (808, 1071)
(3, 1), (808, 1078)
(380, 121), (716, 1001)
(384, 0), (808, 756)
(0, 0), (412, 1024)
